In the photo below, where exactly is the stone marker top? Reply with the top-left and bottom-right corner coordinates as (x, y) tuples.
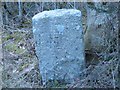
(32, 9), (81, 20)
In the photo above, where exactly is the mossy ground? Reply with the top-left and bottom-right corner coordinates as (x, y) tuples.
(2, 28), (42, 88)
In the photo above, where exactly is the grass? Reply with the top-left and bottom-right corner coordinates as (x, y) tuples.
(18, 63), (29, 72)
(3, 30), (26, 54)
(4, 43), (25, 54)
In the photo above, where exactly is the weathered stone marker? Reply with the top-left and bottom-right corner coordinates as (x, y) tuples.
(84, 3), (118, 53)
(32, 9), (85, 84)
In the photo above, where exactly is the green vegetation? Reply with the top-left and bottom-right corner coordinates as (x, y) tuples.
(4, 43), (25, 54)
(3, 31), (26, 54)
(18, 63), (29, 72)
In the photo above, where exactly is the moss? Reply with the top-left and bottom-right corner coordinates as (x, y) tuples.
(3, 31), (27, 54)
(2, 31), (26, 42)
(2, 34), (13, 41)
(23, 20), (31, 24)
(4, 43), (25, 54)
(13, 31), (25, 43)
(21, 52), (34, 58)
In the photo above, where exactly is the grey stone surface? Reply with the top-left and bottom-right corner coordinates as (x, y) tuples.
(84, 6), (118, 53)
(32, 9), (85, 84)
(84, 8), (109, 52)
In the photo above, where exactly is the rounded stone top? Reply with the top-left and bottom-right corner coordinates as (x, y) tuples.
(32, 9), (81, 20)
